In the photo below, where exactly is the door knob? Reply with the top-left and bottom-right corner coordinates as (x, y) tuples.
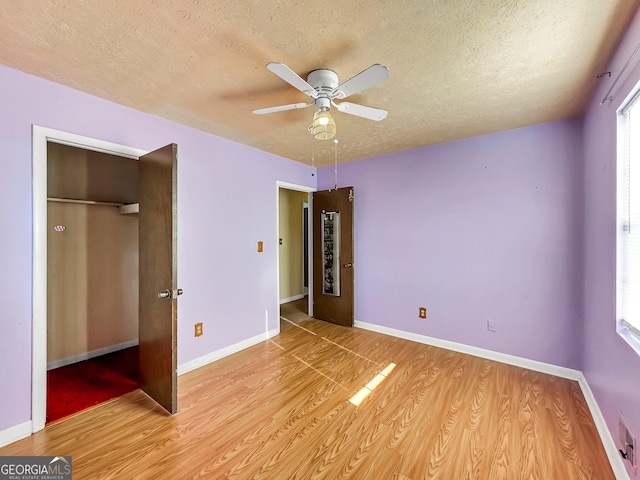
(344, 263), (353, 268)
(173, 289), (184, 297)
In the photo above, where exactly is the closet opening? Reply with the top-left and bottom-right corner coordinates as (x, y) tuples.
(46, 142), (140, 423)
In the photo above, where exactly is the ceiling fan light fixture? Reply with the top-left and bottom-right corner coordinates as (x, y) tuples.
(255, 62), (389, 139)
(311, 109), (336, 140)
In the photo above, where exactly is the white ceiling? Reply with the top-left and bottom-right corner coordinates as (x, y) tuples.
(1, 1), (638, 166)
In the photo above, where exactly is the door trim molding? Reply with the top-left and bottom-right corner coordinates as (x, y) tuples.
(302, 200), (309, 298)
(276, 182), (316, 325)
(31, 125), (147, 432)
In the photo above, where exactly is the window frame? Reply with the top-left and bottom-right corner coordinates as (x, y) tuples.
(616, 84), (640, 356)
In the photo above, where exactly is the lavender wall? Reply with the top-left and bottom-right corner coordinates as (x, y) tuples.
(582, 7), (640, 478)
(318, 118), (584, 369)
(4, 15), (640, 465)
(0, 65), (315, 432)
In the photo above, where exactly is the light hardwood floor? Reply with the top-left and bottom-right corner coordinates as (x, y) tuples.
(280, 296), (310, 324)
(1, 313), (614, 479)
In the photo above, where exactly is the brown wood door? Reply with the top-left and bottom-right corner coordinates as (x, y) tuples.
(138, 144), (178, 414)
(313, 187), (354, 327)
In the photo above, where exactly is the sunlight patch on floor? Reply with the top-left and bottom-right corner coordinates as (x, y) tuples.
(349, 363), (397, 406)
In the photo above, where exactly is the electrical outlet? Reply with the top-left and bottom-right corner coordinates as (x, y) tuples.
(487, 320), (496, 332)
(195, 322), (203, 337)
(419, 307), (427, 319)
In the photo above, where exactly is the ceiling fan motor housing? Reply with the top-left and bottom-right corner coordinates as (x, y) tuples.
(307, 69), (339, 109)
(252, 62), (389, 121)
(307, 69), (339, 91)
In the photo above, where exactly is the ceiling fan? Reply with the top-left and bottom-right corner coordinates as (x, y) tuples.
(252, 62), (390, 139)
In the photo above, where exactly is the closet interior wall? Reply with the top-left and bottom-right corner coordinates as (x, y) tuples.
(47, 143), (139, 368)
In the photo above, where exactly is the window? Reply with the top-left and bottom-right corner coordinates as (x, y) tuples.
(618, 91), (640, 351)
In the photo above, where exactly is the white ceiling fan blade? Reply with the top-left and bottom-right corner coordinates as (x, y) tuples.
(266, 62), (318, 98)
(252, 103), (311, 115)
(331, 64), (390, 99)
(333, 102), (388, 121)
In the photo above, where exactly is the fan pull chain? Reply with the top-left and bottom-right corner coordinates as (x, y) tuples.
(311, 134), (315, 176)
(334, 138), (339, 190)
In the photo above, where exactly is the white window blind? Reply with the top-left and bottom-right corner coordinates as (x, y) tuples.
(620, 97), (640, 340)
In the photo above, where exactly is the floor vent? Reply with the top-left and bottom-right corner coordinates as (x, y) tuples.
(619, 410), (636, 471)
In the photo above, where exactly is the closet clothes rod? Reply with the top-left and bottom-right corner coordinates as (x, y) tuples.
(47, 197), (125, 207)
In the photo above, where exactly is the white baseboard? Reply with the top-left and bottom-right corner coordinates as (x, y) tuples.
(178, 328), (280, 376)
(354, 321), (581, 380)
(0, 421), (32, 448)
(577, 374), (631, 480)
(47, 340), (139, 370)
(279, 294), (305, 305)
(354, 320), (629, 478)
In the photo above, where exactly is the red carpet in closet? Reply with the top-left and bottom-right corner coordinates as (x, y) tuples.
(46, 346), (139, 423)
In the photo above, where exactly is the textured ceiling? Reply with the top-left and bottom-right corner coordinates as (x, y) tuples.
(1, 1), (638, 166)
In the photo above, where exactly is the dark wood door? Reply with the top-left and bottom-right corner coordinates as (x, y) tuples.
(313, 187), (354, 327)
(138, 144), (178, 414)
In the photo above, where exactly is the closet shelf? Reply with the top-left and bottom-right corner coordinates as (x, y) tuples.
(118, 203), (139, 215)
(47, 197), (139, 215)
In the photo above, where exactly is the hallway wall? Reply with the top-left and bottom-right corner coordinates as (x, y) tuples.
(279, 189), (308, 302)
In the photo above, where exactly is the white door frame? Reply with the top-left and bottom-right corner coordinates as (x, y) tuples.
(302, 199), (309, 296)
(31, 125), (148, 432)
(276, 181), (316, 323)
